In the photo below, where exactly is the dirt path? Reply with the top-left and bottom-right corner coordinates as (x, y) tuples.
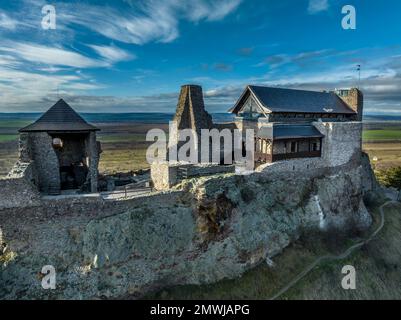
(269, 200), (398, 300)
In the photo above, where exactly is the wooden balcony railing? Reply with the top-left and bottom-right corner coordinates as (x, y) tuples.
(255, 150), (321, 163)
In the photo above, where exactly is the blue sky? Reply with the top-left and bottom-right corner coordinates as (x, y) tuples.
(0, 0), (400, 114)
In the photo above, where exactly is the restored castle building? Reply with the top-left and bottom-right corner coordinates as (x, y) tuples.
(230, 86), (363, 165)
(16, 99), (101, 195)
(151, 84), (364, 190)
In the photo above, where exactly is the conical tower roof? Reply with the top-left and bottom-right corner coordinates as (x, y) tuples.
(19, 99), (98, 132)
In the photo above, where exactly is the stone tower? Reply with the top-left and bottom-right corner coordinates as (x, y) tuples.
(17, 99), (101, 195)
(169, 85), (213, 162)
(337, 88), (363, 121)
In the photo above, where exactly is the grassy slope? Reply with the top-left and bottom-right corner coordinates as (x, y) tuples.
(147, 200), (401, 300)
(282, 202), (401, 299)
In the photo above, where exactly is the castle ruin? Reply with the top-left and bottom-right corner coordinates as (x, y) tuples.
(151, 84), (364, 190)
(10, 99), (101, 195)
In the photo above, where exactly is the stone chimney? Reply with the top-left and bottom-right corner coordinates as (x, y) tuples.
(337, 88), (363, 121)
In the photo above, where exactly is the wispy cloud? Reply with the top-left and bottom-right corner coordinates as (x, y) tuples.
(184, 0), (242, 22)
(214, 63), (233, 72)
(308, 0), (329, 14)
(0, 11), (18, 30)
(0, 66), (102, 109)
(59, 0), (242, 45)
(0, 41), (107, 68)
(237, 47), (254, 56)
(256, 49), (336, 68)
(87, 44), (135, 63)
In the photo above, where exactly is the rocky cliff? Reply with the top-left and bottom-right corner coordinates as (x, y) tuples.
(0, 155), (376, 299)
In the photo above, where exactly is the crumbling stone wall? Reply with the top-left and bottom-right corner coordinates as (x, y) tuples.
(1, 163), (40, 209)
(169, 85), (214, 160)
(151, 162), (235, 191)
(85, 132), (100, 192)
(29, 132), (61, 193)
(18, 133), (30, 162)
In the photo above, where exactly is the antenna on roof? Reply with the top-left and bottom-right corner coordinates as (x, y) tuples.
(356, 64), (361, 89)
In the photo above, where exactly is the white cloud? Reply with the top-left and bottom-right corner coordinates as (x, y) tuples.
(0, 41), (107, 68)
(88, 44), (135, 63)
(0, 12), (18, 30)
(0, 66), (103, 109)
(184, 0), (242, 22)
(59, 0), (242, 45)
(308, 0), (329, 14)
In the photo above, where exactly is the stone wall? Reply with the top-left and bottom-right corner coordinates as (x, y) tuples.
(151, 162), (177, 190)
(314, 121), (362, 167)
(0, 163), (40, 209)
(29, 132), (61, 193)
(85, 132), (100, 192)
(151, 162), (235, 191)
(338, 88), (363, 121)
(169, 85), (214, 161)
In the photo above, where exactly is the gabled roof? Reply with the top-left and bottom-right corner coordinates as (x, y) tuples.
(230, 85), (357, 115)
(19, 99), (99, 132)
(259, 124), (324, 140)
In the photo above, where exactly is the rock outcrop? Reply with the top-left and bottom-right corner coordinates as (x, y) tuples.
(0, 157), (376, 299)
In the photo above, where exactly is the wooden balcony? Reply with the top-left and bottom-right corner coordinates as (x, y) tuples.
(255, 150), (321, 163)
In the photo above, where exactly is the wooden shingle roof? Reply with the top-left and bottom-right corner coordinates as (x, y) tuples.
(19, 99), (99, 132)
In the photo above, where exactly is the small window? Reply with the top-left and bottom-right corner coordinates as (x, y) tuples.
(290, 141), (298, 153)
(312, 142), (318, 152)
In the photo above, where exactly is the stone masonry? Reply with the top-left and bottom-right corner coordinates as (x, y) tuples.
(169, 84), (214, 158)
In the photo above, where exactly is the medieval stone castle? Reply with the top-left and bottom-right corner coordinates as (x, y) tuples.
(1, 83), (363, 201)
(150, 84), (363, 190)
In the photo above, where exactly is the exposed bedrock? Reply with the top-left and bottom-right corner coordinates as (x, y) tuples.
(0, 156), (376, 299)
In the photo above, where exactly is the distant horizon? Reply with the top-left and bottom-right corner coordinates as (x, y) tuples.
(0, 111), (400, 116)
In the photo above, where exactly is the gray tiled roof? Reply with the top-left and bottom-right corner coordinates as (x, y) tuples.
(231, 85), (356, 114)
(258, 124), (324, 140)
(19, 99), (99, 132)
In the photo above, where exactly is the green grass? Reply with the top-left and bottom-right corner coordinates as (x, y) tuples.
(0, 120), (32, 128)
(0, 134), (18, 142)
(281, 202), (401, 300)
(97, 134), (147, 143)
(363, 129), (401, 141)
